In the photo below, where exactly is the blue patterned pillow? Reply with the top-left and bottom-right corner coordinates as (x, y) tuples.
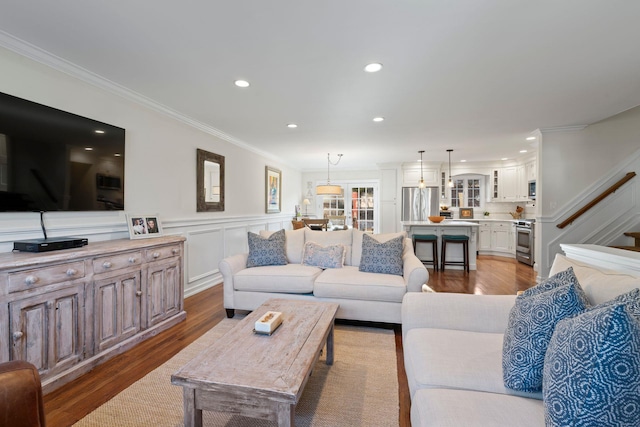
(302, 241), (345, 269)
(543, 289), (640, 426)
(246, 229), (288, 268)
(358, 234), (404, 276)
(503, 268), (589, 392)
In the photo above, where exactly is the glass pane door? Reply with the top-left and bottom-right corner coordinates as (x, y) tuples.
(348, 185), (376, 233)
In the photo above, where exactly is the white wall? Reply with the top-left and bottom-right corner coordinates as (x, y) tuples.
(0, 45), (301, 295)
(537, 106), (640, 279)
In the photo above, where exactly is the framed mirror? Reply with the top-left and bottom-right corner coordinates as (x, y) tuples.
(197, 149), (225, 212)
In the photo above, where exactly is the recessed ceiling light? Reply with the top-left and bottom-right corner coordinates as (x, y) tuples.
(234, 80), (250, 88)
(364, 63), (383, 73)
(94, 130), (105, 134)
(526, 136), (536, 141)
(85, 147), (93, 151)
(501, 157), (508, 161)
(114, 153), (121, 157)
(287, 123), (297, 128)
(373, 117), (384, 122)
(520, 150), (528, 153)
(460, 160), (467, 163)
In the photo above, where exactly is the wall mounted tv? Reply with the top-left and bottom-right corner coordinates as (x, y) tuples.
(0, 92), (125, 212)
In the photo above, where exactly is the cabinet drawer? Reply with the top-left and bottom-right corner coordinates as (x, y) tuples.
(93, 251), (143, 274)
(145, 244), (181, 263)
(8, 262), (86, 293)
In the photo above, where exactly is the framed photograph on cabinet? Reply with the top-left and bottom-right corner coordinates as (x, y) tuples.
(265, 166), (282, 214)
(127, 214), (163, 239)
(459, 208), (474, 219)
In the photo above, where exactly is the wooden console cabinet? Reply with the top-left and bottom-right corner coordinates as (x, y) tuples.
(0, 236), (186, 393)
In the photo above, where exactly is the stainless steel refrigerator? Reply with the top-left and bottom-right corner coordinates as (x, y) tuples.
(402, 187), (439, 221)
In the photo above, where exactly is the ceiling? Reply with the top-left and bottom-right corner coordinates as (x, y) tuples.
(1, 1), (640, 171)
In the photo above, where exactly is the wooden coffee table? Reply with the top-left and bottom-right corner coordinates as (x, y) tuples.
(171, 299), (339, 427)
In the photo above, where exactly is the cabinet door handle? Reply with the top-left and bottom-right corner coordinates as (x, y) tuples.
(102, 261), (113, 269)
(152, 252), (160, 258)
(172, 249), (179, 255)
(13, 331), (23, 341)
(66, 268), (77, 276)
(128, 257), (137, 264)
(136, 291), (142, 297)
(25, 275), (39, 285)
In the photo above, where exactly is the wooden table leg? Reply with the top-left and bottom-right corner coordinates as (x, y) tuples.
(183, 387), (203, 427)
(276, 403), (295, 427)
(326, 324), (334, 365)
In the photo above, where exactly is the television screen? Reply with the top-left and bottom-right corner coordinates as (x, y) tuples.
(0, 92), (125, 212)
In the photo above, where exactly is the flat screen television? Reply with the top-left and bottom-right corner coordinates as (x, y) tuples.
(0, 92), (125, 212)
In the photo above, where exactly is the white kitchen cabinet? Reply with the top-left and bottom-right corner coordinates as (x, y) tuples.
(495, 166), (528, 202)
(526, 160), (537, 182)
(478, 222), (492, 250)
(477, 221), (515, 257)
(403, 167), (440, 187)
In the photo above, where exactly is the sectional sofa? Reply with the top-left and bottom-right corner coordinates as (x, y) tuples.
(402, 249), (640, 426)
(219, 227), (429, 323)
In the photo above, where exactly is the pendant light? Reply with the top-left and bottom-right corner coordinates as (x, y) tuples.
(316, 153), (343, 195)
(418, 150), (425, 188)
(447, 149), (454, 187)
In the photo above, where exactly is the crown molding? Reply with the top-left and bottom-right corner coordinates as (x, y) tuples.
(0, 30), (294, 169)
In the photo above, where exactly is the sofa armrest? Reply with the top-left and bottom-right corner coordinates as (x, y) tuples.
(218, 253), (248, 309)
(401, 292), (516, 339)
(403, 251), (429, 293)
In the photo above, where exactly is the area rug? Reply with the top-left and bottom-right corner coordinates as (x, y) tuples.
(74, 318), (399, 426)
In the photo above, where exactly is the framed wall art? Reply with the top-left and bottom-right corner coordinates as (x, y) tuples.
(127, 214), (163, 239)
(265, 166), (282, 214)
(459, 208), (474, 219)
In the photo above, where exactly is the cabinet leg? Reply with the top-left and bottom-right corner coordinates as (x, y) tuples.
(225, 309), (235, 318)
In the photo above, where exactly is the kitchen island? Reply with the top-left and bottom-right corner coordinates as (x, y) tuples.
(401, 220), (479, 270)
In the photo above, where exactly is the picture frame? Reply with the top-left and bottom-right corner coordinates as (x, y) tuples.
(459, 208), (474, 219)
(127, 214), (163, 239)
(265, 166), (282, 214)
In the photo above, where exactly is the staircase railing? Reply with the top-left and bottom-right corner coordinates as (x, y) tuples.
(557, 172), (636, 229)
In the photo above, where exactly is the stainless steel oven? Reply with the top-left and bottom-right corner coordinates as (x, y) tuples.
(515, 220), (534, 266)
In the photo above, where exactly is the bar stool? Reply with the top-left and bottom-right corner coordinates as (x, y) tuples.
(441, 234), (470, 272)
(412, 234), (439, 271)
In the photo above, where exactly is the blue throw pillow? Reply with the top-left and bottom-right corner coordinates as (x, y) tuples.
(302, 241), (345, 269)
(358, 234), (404, 276)
(543, 289), (640, 426)
(502, 268), (589, 392)
(246, 229), (288, 268)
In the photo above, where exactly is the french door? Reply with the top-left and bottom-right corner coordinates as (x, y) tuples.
(317, 181), (379, 233)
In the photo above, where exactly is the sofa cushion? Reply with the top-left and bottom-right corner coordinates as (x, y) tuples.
(313, 266), (406, 302)
(301, 241), (345, 269)
(234, 264), (322, 293)
(304, 228), (353, 266)
(412, 389), (544, 427)
(502, 268), (589, 392)
(543, 289), (640, 427)
(260, 228), (305, 264)
(359, 234), (404, 276)
(247, 229), (288, 268)
(549, 253), (640, 305)
(404, 328), (541, 400)
(351, 229), (407, 267)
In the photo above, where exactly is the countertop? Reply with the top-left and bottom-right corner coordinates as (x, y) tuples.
(401, 220), (479, 227)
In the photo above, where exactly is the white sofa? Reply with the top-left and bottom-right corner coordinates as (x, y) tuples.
(402, 251), (640, 426)
(219, 228), (428, 323)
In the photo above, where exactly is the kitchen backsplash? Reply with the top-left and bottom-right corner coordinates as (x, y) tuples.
(453, 201), (536, 220)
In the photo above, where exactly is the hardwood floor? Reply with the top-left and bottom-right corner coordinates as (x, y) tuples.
(44, 256), (536, 427)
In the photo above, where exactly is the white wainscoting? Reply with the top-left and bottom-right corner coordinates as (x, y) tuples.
(0, 213), (295, 298)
